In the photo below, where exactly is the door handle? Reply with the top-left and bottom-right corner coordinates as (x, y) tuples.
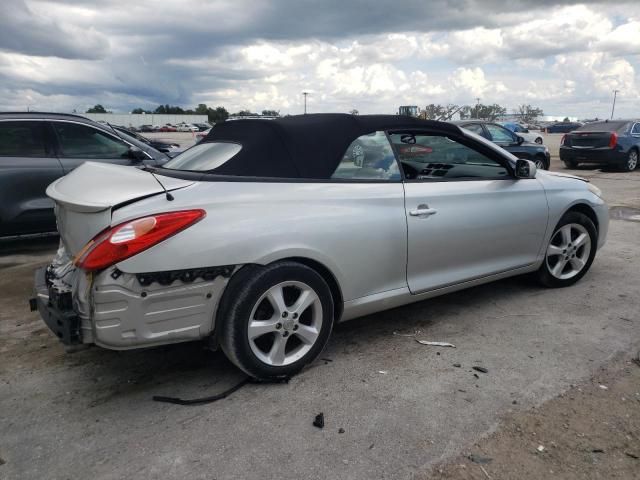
(409, 204), (437, 217)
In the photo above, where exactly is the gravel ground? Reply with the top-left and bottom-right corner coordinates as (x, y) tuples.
(1, 132), (639, 479)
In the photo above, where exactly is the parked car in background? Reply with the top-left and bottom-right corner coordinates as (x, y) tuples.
(560, 120), (640, 172)
(196, 128), (211, 142)
(501, 122), (543, 144)
(159, 124), (177, 132)
(452, 120), (551, 169)
(176, 123), (198, 132)
(546, 122), (583, 133)
(113, 126), (181, 154)
(194, 123), (212, 132)
(33, 114), (607, 379)
(138, 124), (154, 132)
(0, 112), (169, 237)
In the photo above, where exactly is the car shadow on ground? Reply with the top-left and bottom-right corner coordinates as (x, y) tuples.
(49, 273), (539, 408)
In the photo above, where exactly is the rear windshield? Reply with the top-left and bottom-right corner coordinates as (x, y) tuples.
(577, 121), (629, 132)
(163, 142), (242, 171)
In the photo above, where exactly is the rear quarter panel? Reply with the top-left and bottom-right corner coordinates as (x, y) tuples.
(112, 181), (408, 302)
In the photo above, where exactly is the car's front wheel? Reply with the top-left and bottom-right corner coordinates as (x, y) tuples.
(535, 137), (543, 144)
(536, 211), (597, 288)
(218, 261), (334, 379)
(534, 155), (547, 170)
(563, 159), (578, 169)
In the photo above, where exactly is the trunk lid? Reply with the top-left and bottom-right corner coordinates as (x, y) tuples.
(46, 162), (194, 256)
(565, 131), (613, 149)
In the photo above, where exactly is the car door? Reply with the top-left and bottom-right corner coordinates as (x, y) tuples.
(50, 120), (137, 173)
(0, 120), (64, 236)
(390, 130), (548, 294)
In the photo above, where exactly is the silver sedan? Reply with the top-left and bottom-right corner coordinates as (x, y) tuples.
(34, 114), (608, 379)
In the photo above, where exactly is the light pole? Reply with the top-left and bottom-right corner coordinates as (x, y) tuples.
(302, 92), (309, 114)
(475, 97), (481, 119)
(610, 90), (619, 119)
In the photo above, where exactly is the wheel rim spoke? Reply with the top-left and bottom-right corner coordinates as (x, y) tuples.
(569, 257), (585, 271)
(267, 334), (288, 365)
(547, 244), (564, 257)
(295, 325), (319, 345)
(551, 258), (567, 277)
(248, 319), (279, 340)
(573, 232), (588, 248)
(559, 225), (572, 248)
(266, 286), (287, 317)
(291, 288), (318, 316)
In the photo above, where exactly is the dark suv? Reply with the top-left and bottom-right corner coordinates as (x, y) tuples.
(451, 120), (551, 169)
(0, 112), (169, 237)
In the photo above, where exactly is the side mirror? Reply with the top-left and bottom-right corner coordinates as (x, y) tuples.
(515, 159), (537, 179)
(516, 135), (525, 145)
(128, 146), (147, 162)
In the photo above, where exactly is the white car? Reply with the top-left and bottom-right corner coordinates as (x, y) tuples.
(177, 124), (199, 132)
(502, 122), (543, 144)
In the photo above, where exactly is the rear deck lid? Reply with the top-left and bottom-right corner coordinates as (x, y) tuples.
(46, 162), (193, 255)
(566, 121), (628, 148)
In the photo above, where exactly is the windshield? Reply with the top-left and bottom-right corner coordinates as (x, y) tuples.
(163, 142), (242, 171)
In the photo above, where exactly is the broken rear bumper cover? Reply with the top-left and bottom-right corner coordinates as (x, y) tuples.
(32, 261), (236, 349)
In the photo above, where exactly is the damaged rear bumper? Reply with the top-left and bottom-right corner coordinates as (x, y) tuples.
(33, 256), (236, 350)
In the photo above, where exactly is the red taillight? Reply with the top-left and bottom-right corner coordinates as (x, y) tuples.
(560, 134), (567, 146)
(609, 132), (618, 148)
(75, 210), (205, 271)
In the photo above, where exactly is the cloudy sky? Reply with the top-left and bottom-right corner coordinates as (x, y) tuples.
(0, 0), (639, 118)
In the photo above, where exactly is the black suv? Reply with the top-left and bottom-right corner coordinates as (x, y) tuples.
(0, 112), (169, 237)
(451, 120), (551, 169)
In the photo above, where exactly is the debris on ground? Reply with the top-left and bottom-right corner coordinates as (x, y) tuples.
(473, 366), (489, 374)
(415, 340), (456, 348)
(378, 370), (388, 375)
(598, 384), (608, 390)
(453, 363), (461, 368)
(536, 445), (545, 453)
(338, 428), (345, 434)
(625, 452), (639, 459)
(473, 373), (479, 379)
(313, 413), (324, 429)
(392, 330), (420, 337)
(592, 448), (605, 453)
(0, 457), (5, 466)
(480, 465), (492, 479)
(468, 454), (492, 464)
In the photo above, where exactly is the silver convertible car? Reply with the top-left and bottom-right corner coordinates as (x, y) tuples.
(32, 114), (608, 379)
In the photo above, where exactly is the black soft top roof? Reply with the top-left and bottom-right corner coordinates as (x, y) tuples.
(203, 113), (461, 179)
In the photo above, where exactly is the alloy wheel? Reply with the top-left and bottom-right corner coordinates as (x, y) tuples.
(534, 158), (545, 169)
(247, 281), (323, 366)
(545, 223), (591, 280)
(628, 150), (638, 171)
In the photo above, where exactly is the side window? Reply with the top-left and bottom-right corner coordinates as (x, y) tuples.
(632, 123), (640, 134)
(462, 123), (486, 137)
(485, 124), (516, 143)
(332, 131), (400, 181)
(0, 121), (48, 157)
(53, 122), (130, 159)
(389, 132), (509, 181)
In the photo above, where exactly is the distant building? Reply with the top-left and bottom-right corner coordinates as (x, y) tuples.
(83, 113), (208, 127)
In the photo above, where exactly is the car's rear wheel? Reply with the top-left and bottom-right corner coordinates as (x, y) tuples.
(563, 159), (578, 169)
(620, 149), (638, 172)
(218, 261), (334, 379)
(535, 137), (543, 144)
(536, 211), (597, 288)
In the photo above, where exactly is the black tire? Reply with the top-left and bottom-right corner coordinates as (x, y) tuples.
(619, 148), (638, 172)
(218, 261), (334, 379)
(536, 211), (597, 288)
(535, 137), (543, 144)
(563, 159), (578, 169)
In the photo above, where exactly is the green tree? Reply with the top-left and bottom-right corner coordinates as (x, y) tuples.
(516, 104), (544, 124)
(460, 103), (506, 121)
(86, 104), (107, 113)
(195, 103), (209, 115)
(207, 106), (229, 123)
(233, 110), (258, 117)
(349, 109), (359, 116)
(154, 104), (185, 114)
(421, 104), (461, 121)
(261, 109), (280, 117)
(131, 107), (151, 114)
